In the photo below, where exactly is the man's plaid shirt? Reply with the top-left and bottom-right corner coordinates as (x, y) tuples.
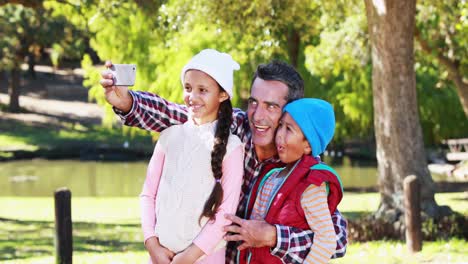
(117, 91), (348, 263)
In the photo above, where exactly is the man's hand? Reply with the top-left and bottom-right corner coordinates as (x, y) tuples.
(145, 237), (175, 264)
(99, 61), (133, 113)
(223, 214), (277, 250)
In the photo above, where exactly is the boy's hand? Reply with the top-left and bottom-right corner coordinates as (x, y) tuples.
(100, 60), (133, 113)
(223, 214), (277, 250)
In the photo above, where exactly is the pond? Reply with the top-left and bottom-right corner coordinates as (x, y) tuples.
(0, 158), (455, 197)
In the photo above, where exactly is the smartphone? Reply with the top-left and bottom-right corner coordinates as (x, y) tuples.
(109, 64), (136, 86)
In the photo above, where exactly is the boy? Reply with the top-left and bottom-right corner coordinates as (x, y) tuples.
(239, 98), (344, 264)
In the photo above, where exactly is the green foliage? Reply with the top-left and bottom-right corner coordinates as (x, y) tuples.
(415, 56), (468, 143)
(0, 3), (87, 69)
(416, 0), (468, 76)
(303, 0), (466, 144)
(304, 2), (374, 141)
(67, 0), (243, 104)
(42, 0), (466, 143)
(0, 5), (40, 69)
(205, 0), (321, 58)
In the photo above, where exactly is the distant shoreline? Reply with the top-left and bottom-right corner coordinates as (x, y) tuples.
(0, 144), (152, 162)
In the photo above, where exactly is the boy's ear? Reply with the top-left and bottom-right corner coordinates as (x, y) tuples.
(304, 140), (312, 155)
(219, 91), (229, 102)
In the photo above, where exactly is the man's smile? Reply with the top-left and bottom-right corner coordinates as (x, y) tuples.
(253, 124), (270, 133)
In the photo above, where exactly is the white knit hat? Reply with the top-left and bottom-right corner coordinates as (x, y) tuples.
(180, 49), (240, 98)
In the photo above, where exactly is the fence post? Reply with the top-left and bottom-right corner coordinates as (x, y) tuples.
(403, 175), (422, 252)
(54, 188), (73, 264)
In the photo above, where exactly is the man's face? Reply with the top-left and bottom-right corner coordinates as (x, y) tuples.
(247, 77), (289, 150)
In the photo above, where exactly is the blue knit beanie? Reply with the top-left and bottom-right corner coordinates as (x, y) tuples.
(283, 98), (335, 157)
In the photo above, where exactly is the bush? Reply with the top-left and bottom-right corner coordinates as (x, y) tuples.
(348, 212), (467, 242)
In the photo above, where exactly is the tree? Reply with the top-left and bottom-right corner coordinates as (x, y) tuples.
(66, 0), (464, 143)
(363, 0), (449, 221)
(66, 0), (243, 123)
(205, 0), (321, 68)
(0, 4), (88, 112)
(304, 2), (374, 141)
(305, 0), (467, 144)
(416, 0), (468, 117)
(0, 5), (40, 112)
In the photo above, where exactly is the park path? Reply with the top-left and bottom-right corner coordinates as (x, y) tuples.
(0, 93), (104, 126)
(0, 65), (105, 128)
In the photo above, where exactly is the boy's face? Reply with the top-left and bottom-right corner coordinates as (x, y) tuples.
(275, 112), (311, 164)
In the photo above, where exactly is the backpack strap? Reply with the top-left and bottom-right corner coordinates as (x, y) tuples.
(310, 163), (344, 194)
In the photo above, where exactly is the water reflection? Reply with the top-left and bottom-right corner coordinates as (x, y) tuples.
(0, 158), (455, 197)
(0, 160), (147, 197)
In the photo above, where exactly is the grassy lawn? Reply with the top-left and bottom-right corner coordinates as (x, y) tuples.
(340, 192), (468, 220)
(0, 192), (466, 263)
(329, 239), (467, 264)
(1, 252), (148, 264)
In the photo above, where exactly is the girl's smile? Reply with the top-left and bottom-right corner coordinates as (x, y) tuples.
(183, 70), (228, 125)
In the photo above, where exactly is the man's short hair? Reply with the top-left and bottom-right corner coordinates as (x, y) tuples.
(251, 60), (305, 102)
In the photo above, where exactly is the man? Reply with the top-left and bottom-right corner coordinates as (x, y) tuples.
(100, 60), (347, 263)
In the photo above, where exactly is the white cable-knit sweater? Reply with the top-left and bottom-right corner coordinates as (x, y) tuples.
(154, 120), (243, 253)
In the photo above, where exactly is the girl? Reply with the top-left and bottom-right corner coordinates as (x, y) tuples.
(239, 98), (344, 264)
(140, 49), (244, 264)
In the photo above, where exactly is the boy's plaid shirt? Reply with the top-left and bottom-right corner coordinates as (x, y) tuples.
(117, 91), (348, 263)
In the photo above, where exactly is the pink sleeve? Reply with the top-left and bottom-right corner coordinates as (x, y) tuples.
(193, 145), (244, 255)
(140, 142), (165, 244)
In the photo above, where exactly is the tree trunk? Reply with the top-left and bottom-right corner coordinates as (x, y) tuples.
(363, 0), (448, 220)
(8, 66), (21, 113)
(287, 29), (300, 68)
(27, 52), (36, 79)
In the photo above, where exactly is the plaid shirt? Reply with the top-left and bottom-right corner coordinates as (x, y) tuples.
(117, 91), (348, 263)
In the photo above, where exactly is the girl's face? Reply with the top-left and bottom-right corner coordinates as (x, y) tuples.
(183, 70), (228, 125)
(275, 112), (311, 164)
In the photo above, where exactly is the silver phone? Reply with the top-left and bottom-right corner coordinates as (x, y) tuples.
(109, 64), (136, 86)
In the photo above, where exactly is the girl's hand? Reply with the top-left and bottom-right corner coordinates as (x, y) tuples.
(151, 245), (175, 264)
(145, 237), (175, 264)
(170, 253), (186, 264)
(170, 244), (204, 264)
(170, 251), (197, 264)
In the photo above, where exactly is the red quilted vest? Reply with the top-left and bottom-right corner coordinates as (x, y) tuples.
(238, 155), (343, 264)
